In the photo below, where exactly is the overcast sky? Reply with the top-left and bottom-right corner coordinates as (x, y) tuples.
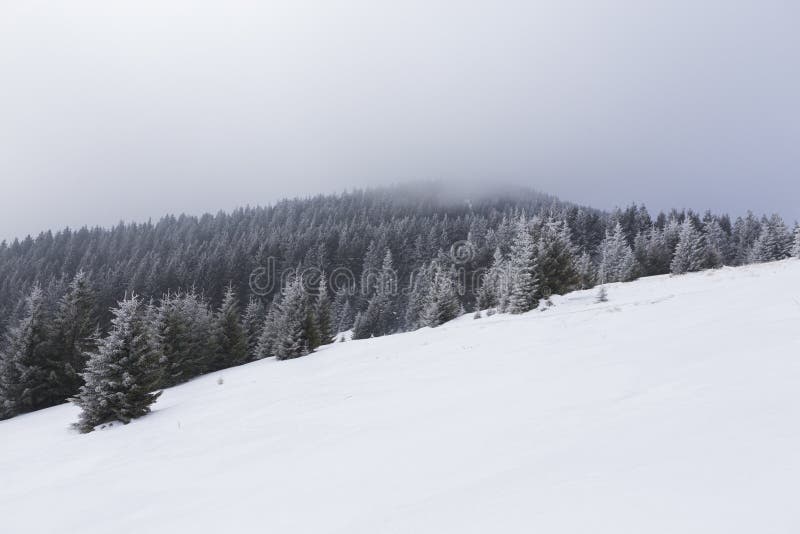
(1, 0), (798, 241)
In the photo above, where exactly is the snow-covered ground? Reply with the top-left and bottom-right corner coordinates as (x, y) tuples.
(2, 260), (800, 533)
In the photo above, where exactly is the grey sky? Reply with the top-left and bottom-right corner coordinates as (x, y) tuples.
(1, 0), (798, 241)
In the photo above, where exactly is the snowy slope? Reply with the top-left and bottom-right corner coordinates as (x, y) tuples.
(2, 260), (800, 534)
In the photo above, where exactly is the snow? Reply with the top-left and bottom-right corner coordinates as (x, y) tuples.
(2, 260), (800, 533)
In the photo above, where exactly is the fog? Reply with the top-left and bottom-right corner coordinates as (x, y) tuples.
(1, 0), (798, 240)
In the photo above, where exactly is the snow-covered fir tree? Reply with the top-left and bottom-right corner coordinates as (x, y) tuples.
(211, 285), (248, 370)
(242, 297), (266, 361)
(793, 225), (800, 258)
(254, 298), (280, 360)
(0, 286), (54, 418)
(595, 285), (608, 303)
(157, 290), (216, 386)
(749, 214), (793, 263)
(314, 275), (333, 344)
(51, 271), (98, 400)
(333, 289), (354, 334)
(703, 218), (730, 269)
(732, 211), (762, 265)
(536, 218), (579, 297)
(354, 250), (397, 339)
(671, 219), (706, 274)
(476, 247), (507, 310)
(575, 251), (596, 289)
(506, 217), (539, 313)
(422, 260), (461, 327)
(271, 275), (312, 360)
(598, 222), (635, 283)
(72, 295), (163, 433)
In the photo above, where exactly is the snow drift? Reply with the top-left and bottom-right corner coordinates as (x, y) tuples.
(1, 260), (799, 533)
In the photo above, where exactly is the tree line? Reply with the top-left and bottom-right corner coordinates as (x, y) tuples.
(1, 184), (798, 429)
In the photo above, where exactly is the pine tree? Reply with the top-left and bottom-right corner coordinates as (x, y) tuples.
(422, 261), (461, 327)
(72, 295), (163, 433)
(314, 275), (333, 345)
(595, 286), (608, 303)
(212, 285), (248, 370)
(272, 275), (311, 360)
(353, 250), (397, 339)
(575, 251), (596, 289)
(749, 214), (793, 263)
(671, 219), (706, 274)
(255, 299), (280, 360)
(506, 218), (539, 313)
(536, 218), (579, 296)
(333, 289), (354, 333)
(242, 297), (266, 361)
(476, 247), (506, 310)
(0, 286), (55, 418)
(703, 219), (729, 268)
(51, 271), (98, 401)
(403, 263), (432, 330)
(598, 222), (636, 283)
(793, 225), (800, 259)
(158, 290), (216, 386)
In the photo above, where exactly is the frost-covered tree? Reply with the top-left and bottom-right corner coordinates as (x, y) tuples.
(671, 219), (706, 274)
(211, 286), (248, 370)
(732, 211), (762, 265)
(598, 223), (636, 283)
(575, 251), (596, 289)
(476, 247), (507, 310)
(314, 275), (333, 345)
(536, 218), (579, 296)
(422, 260), (461, 326)
(255, 299), (280, 360)
(72, 295), (163, 433)
(703, 218), (729, 269)
(0, 286), (55, 418)
(793, 225), (800, 258)
(354, 250), (397, 339)
(507, 218), (539, 313)
(272, 275), (311, 360)
(157, 290), (216, 386)
(403, 262), (433, 330)
(749, 214), (793, 263)
(595, 285), (608, 303)
(242, 297), (266, 361)
(333, 289), (354, 333)
(51, 271), (98, 400)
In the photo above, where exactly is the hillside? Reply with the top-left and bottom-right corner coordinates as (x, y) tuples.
(1, 260), (799, 533)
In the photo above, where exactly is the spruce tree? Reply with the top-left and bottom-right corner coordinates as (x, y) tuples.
(353, 250), (397, 338)
(51, 271), (98, 401)
(0, 286), (55, 418)
(158, 290), (216, 386)
(506, 218), (539, 313)
(314, 275), (333, 345)
(536, 218), (579, 296)
(671, 219), (706, 274)
(793, 225), (800, 259)
(255, 299), (280, 360)
(477, 248), (506, 310)
(422, 261), (461, 327)
(242, 297), (266, 361)
(598, 222), (636, 283)
(212, 285), (248, 370)
(333, 290), (354, 333)
(272, 275), (311, 360)
(575, 251), (596, 289)
(72, 295), (163, 433)
(749, 214), (793, 263)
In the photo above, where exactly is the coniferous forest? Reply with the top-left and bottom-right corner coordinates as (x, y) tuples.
(0, 184), (798, 429)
